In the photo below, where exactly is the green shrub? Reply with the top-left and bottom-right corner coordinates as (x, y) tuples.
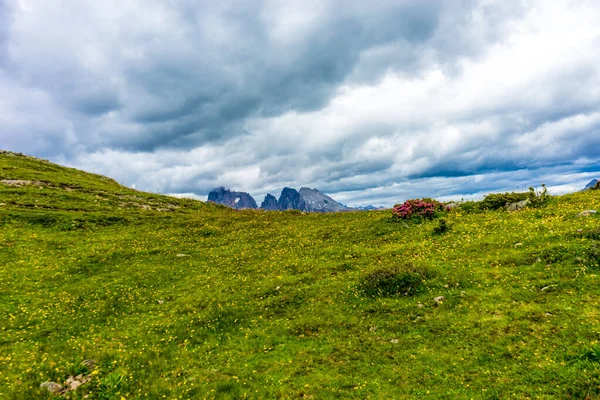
(527, 184), (551, 207)
(479, 192), (529, 210)
(359, 264), (429, 297)
(433, 218), (450, 235)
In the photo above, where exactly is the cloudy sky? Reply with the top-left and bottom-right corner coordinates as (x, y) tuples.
(1, 0), (599, 206)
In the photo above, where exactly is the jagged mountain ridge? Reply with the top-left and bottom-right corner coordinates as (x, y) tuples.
(207, 187), (258, 210)
(207, 186), (353, 212)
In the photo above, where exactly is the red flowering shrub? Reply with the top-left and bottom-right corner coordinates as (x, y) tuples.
(392, 198), (446, 220)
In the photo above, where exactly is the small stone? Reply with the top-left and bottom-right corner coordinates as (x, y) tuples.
(157, 299), (164, 304)
(0, 203), (5, 206)
(369, 326), (377, 332)
(40, 382), (63, 395)
(541, 286), (550, 292)
(275, 286), (281, 291)
(434, 296), (445, 304)
(577, 210), (597, 217)
(417, 303), (424, 308)
(390, 339), (399, 344)
(514, 242), (523, 247)
(176, 254), (190, 257)
(577, 229), (583, 233)
(80, 359), (97, 370)
(66, 376), (82, 391)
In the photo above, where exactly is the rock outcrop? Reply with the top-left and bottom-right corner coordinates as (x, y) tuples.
(207, 187), (257, 209)
(299, 187), (348, 212)
(277, 187), (306, 211)
(260, 194), (279, 210)
(584, 179), (599, 190)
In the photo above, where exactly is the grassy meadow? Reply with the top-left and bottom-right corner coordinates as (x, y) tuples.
(1, 150), (600, 399)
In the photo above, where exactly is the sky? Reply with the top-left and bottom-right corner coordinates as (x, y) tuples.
(1, 0), (599, 207)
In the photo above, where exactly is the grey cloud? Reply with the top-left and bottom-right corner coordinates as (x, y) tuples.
(2, 0), (600, 206)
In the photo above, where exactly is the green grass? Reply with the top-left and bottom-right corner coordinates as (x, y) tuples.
(1, 150), (600, 399)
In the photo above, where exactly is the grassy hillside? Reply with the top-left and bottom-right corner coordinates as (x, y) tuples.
(1, 150), (599, 399)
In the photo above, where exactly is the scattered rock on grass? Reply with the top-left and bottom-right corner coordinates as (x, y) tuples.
(176, 254), (190, 257)
(577, 210), (597, 217)
(434, 296), (445, 304)
(1, 179), (32, 187)
(506, 199), (530, 211)
(40, 382), (63, 395)
(81, 359), (97, 370)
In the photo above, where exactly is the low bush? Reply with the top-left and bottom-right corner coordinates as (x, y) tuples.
(392, 198), (445, 220)
(433, 218), (451, 235)
(359, 264), (430, 297)
(527, 184), (551, 207)
(478, 192), (529, 210)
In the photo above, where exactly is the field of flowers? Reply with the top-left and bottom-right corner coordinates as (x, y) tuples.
(1, 151), (600, 399)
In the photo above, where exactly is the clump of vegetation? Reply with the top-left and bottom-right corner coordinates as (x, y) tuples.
(359, 264), (429, 297)
(478, 191), (529, 210)
(432, 218), (451, 235)
(527, 184), (551, 207)
(392, 198), (445, 220)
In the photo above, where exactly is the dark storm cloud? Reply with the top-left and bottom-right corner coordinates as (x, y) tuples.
(1, 0), (600, 205)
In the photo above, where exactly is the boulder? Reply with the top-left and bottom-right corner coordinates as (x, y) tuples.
(506, 199), (530, 211)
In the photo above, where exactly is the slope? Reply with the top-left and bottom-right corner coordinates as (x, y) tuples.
(1, 151), (600, 399)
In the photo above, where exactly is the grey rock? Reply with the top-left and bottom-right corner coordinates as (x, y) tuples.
(207, 187), (257, 209)
(260, 193), (279, 210)
(434, 296), (446, 304)
(506, 199), (530, 211)
(577, 210), (597, 217)
(445, 202), (459, 209)
(65, 376), (82, 391)
(40, 382), (63, 395)
(277, 187), (306, 211)
(80, 359), (97, 370)
(299, 187), (348, 213)
(1, 179), (32, 186)
(584, 179), (599, 190)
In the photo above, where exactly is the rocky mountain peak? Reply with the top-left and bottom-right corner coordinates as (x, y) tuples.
(260, 193), (278, 210)
(207, 187), (258, 209)
(277, 187), (306, 211)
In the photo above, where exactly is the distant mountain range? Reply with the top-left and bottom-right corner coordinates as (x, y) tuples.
(207, 187), (384, 212)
